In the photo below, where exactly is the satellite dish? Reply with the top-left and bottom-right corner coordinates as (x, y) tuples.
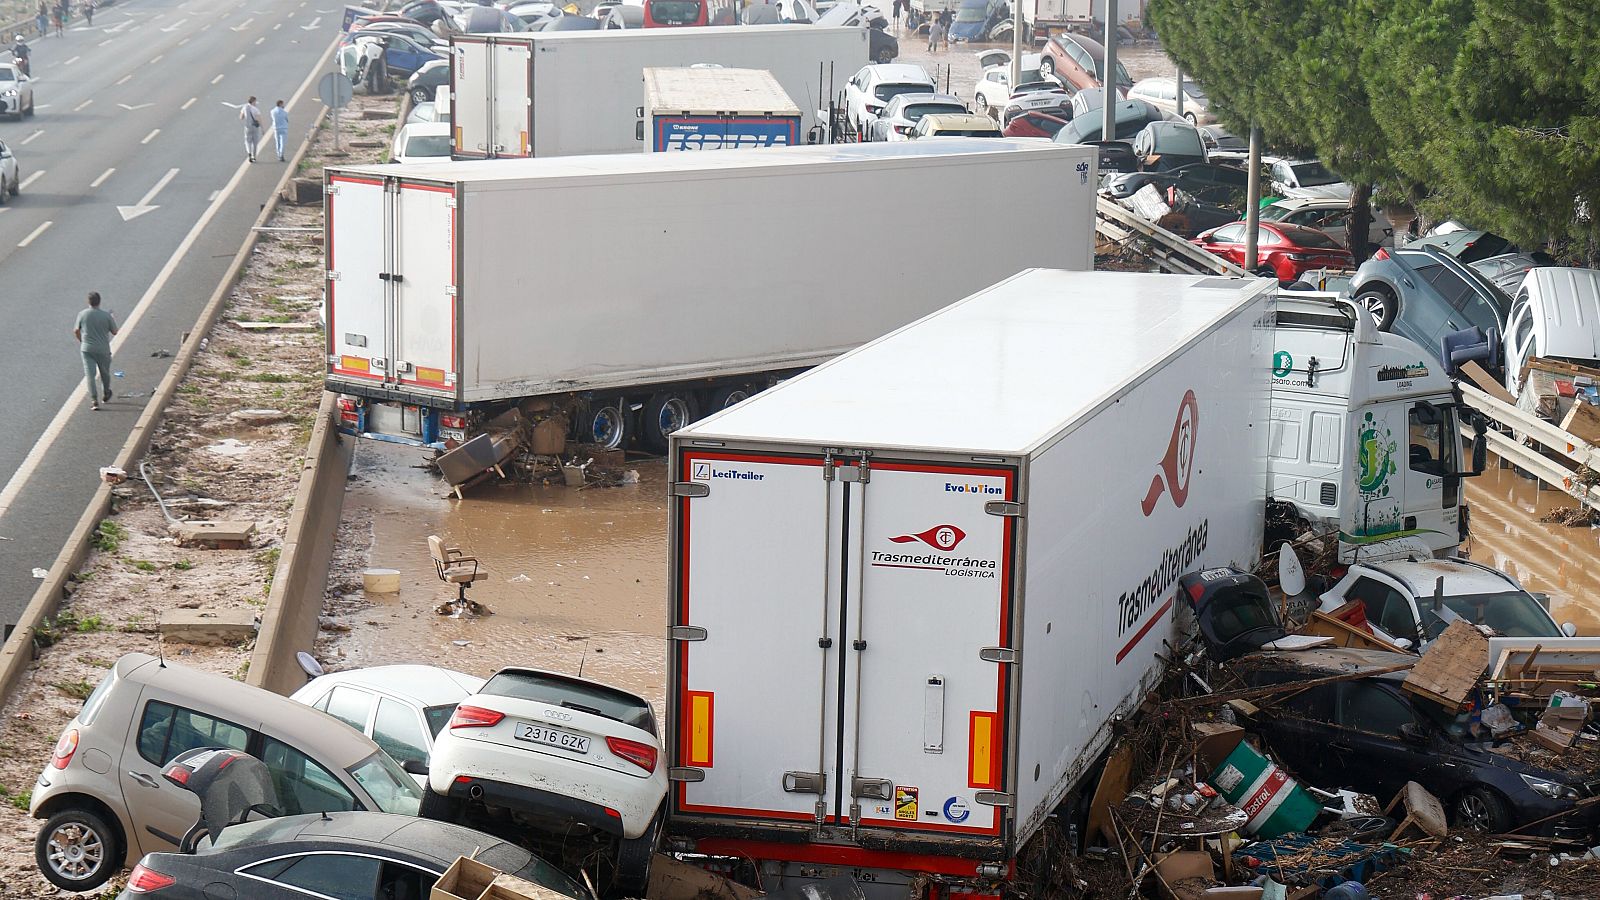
(1278, 544), (1307, 598)
(296, 652), (325, 680)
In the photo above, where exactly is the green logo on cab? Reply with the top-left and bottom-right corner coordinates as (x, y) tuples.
(1272, 351), (1293, 378)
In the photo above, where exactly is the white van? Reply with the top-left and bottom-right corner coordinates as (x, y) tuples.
(1504, 267), (1600, 397)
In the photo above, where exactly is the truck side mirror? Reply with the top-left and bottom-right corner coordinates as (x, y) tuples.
(1471, 429), (1487, 475)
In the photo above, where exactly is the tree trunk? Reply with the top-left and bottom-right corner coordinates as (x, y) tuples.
(1348, 182), (1373, 263)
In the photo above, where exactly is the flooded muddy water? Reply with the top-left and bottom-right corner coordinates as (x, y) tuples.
(1466, 464), (1600, 634)
(331, 441), (670, 708)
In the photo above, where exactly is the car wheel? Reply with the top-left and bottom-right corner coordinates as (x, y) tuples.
(1354, 287), (1398, 331)
(418, 787), (462, 823)
(410, 86), (430, 105)
(1039, 57), (1054, 79)
(1184, 111), (1197, 125)
(1254, 265), (1279, 283)
(24, 96), (34, 117)
(876, 48), (894, 63)
(1453, 787), (1511, 833)
(36, 807), (120, 892)
(8, 171), (15, 196)
(642, 391), (699, 454)
(610, 805), (665, 898)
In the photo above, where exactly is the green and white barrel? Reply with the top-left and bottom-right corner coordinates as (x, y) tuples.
(1206, 741), (1320, 838)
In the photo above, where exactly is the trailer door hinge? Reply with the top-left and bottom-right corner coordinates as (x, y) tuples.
(668, 767), (705, 783)
(980, 647), (1019, 664)
(975, 791), (1015, 808)
(667, 625), (707, 642)
(851, 777), (893, 801)
(839, 464), (869, 484)
(985, 501), (1024, 517)
(444, 197), (457, 209)
(783, 771), (826, 795)
(671, 482), (710, 498)
(325, 184), (339, 196)
(445, 285), (458, 297)
(326, 270), (340, 282)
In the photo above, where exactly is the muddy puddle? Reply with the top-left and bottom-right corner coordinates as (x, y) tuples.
(329, 441), (669, 709)
(1466, 463), (1600, 633)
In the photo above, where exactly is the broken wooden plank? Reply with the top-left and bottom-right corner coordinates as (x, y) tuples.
(1086, 741), (1136, 846)
(1460, 360), (1518, 405)
(1403, 620), (1488, 710)
(1560, 400), (1600, 445)
(1300, 610), (1407, 653)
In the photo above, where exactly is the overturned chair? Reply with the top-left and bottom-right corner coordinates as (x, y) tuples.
(428, 534), (488, 616)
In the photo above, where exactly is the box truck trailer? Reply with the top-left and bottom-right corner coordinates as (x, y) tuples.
(640, 67), (802, 152)
(323, 140), (1098, 450)
(451, 26), (866, 159)
(663, 270), (1274, 898)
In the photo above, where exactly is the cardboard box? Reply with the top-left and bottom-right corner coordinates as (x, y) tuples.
(1533, 703), (1588, 750)
(480, 873), (575, 900)
(1192, 723), (1246, 776)
(431, 856), (501, 900)
(1155, 850), (1215, 899)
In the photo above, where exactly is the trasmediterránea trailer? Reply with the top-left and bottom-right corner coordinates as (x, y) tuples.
(664, 270), (1275, 898)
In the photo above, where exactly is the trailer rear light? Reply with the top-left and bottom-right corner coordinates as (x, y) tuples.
(337, 396), (359, 412)
(126, 863), (176, 893)
(50, 729), (78, 770)
(448, 705), (505, 729)
(1373, 248), (1389, 260)
(606, 737), (658, 773)
(440, 415), (467, 429)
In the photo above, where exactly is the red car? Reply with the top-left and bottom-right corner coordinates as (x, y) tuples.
(1191, 221), (1354, 282)
(1004, 111), (1070, 139)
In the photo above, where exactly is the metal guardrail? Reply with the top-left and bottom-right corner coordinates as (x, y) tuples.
(1094, 196), (1250, 277)
(1458, 382), (1600, 513)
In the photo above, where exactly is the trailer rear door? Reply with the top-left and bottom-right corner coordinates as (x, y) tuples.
(450, 37), (490, 158)
(327, 174), (388, 386)
(671, 451), (1016, 841)
(490, 39), (533, 157)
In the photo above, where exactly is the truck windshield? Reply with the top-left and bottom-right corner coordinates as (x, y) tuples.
(647, 0), (703, 24)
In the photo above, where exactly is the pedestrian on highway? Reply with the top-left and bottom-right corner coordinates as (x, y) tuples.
(74, 292), (118, 411)
(891, 0), (902, 31)
(927, 16), (943, 52)
(271, 99), (289, 161)
(49, 4), (62, 37)
(35, 2), (47, 38)
(240, 96), (262, 162)
(82, 0), (93, 26)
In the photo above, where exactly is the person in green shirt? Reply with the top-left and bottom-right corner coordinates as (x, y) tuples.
(73, 291), (117, 411)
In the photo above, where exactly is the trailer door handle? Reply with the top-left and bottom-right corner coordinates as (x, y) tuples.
(782, 771), (826, 795)
(851, 777), (893, 801)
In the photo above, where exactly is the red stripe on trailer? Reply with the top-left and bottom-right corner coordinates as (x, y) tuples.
(1114, 596), (1174, 664)
(690, 837), (1012, 879)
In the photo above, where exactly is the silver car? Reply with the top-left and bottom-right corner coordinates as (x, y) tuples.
(1348, 245), (1511, 367)
(0, 62), (34, 120)
(868, 92), (967, 141)
(31, 654), (421, 892)
(0, 137), (19, 203)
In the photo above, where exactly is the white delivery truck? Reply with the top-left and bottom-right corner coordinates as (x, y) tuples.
(323, 140), (1098, 450)
(1266, 293), (1482, 561)
(451, 26), (866, 159)
(664, 270), (1273, 898)
(640, 67), (803, 152)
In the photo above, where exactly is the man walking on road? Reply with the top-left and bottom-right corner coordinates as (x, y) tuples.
(74, 292), (117, 412)
(240, 96), (262, 162)
(271, 99), (289, 161)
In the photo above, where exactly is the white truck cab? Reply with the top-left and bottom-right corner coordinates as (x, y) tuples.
(1316, 557), (1574, 651)
(1267, 294), (1483, 562)
(1504, 267), (1600, 397)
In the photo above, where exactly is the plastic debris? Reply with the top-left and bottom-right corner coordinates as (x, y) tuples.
(32, 567), (48, 578)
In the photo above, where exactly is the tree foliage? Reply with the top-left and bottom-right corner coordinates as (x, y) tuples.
(1149, 0), (1600, 263)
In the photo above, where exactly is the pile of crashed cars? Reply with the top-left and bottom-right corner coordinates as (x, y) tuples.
(1074, 556), (1600, 899)
(30, 654), (668, 899)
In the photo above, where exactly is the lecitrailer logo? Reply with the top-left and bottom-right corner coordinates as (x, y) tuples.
(874, 524), (996, 578)
(1140, 390), (1200, 517)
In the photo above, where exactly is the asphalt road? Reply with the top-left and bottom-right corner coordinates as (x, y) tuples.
(0, 0), (342, 627)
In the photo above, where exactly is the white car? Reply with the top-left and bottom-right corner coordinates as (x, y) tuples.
(971, 52), (1049, 118)
(867, 92), (966, 141)
(0, 62), (34, 120)
(0, 138), (19, 204)
(1317, 558), (1574, 651)
(425, 667), (668, 895)
(1127, 76), (1215, 125)
(1259, 197), (1393, 250)
(390, 121), (452, 163)
(843, 63), (933, 133)
(1504, 266), (1600, 398)
(1266, 156), (1352, 201)
(290, 664), (485, 786)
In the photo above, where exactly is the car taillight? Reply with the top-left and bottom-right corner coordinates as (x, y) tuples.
(126, 863), (176, 893)
(440, 415), (466, 429)
(448, 705), (505, 729)
(893, 125), (909, 135)
(50, 729), (78, 770)
(606, 737), (658, 773)
(1373, 247), (1389, 260)
(1185, 581), (1205, 606)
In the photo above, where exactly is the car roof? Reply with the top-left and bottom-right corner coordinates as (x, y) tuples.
(117, 654), (381, 766)
(1519, 268), (1600, 358)
(297, 665), (486, 708)
(1057, 32), (1106, 60)
(1266, 197), (1341, 212)
(401, 122), (453, 136)
(865, 63), (932, 83)
(890, 93), (963, 108)
(920, 113), (999, 130)
(1360, 559), (1519, 597)
(206, 812), (526, 866)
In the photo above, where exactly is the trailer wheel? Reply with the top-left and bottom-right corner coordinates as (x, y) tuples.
(643, 392), (699, 453)
(581, 401), (628, 451)
(707, 384), (753, 412)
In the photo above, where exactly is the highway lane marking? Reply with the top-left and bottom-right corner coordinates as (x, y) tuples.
(73, 99), (92, 111)
(141, 129), (160, 144)
(17, 220), (51, 247)
(211, 73), (225, 84)
(20, 130), (42, 145)
(256, 36), (265, 44)
(98, 38), (113, 46)
(207, 190), (220, 202)
(149, 54), (163, 64)
(273, 22), (281, 29)
(118, 168), (180, 221)
(19, 171), (43, 190)
(179, 37), (190, 45)
(115, 74), (133, 85)
(91, 168), (115, 188)
(64, 55), (78, 65)
(160, 18), (189, 32)
(118, 103), (153, 111)
(181, 97), (197, 110)
(0, 31), (342, 522)
(235, 53), (246, 63)
(231, 17), (254, 31)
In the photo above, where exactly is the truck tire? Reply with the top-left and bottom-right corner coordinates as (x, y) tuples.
(581, 401), (628, 451)
(643, 391), (699, 453)
(1355, 287), (1398, 331)
(707, 384), (753, 412)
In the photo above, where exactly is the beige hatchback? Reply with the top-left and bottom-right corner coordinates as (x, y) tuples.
(30, 653), (422, 892)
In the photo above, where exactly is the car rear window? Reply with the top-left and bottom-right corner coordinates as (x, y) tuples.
(875, 82), (932, 102)
(903, 103), (965, 121)
(77, 669), (118, 727)
(1291, 229), (1343, 250)
(403, 134), (451, 158)
(1291, 161), (1340, 186)
(483, 671), (656, 735)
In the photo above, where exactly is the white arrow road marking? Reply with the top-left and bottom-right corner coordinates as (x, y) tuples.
(301, 15), (321, 29)
(17, 220), (51, 247)
(19, 170), (44, 190)
(118, 168), (178, 221)
(91, 168), (114, 188)
(117, 102), (152, 111)
(20, 129), (42, 145)
(160, 17), (188, 31)
(220, 101), (241, 109)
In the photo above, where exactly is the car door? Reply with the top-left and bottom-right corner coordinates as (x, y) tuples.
(1201, 223), (1247, 263)
(1249, 683), (1341, 785)
(1506, 294), (1536, 394)
(1330, 681), (1434, 800)
(259, 736), (361, 816)
(1337, 575), (1418, 645)
(384, 36), (428, 76)
(371, 696), (433, 776)
(1393, 259), (1457, 347)
(315, 686), (377, 735)
(120, 698), (254, 855)
(236, 851), (385, 899)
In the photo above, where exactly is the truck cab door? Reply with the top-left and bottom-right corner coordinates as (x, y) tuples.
(1401, 400), (1458, 542)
